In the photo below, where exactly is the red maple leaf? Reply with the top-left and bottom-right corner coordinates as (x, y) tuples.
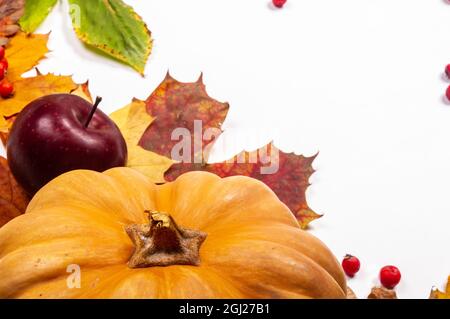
(139, 73), (229, 162)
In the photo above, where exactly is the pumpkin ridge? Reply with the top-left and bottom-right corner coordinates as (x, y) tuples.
(27, 169), (155, 224)
(13, 265), (127, 299)
(0, 237), (132, 297)
(111, 266), (247, 299)
(78, 267), (136, 299)
(158, 172), (297, 232)
(202, 223), (346, 292)
(0, 244), (120, 298)
(153, 172), (219, 226)
(198, 267), (254, 298)
(25, 205), (143, 230)
(0, 212), (131, 257)
(204, 239), (346, 298)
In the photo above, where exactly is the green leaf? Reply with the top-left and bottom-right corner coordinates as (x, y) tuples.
(68, 0), (152, 75)
(19, 0), (57, 34)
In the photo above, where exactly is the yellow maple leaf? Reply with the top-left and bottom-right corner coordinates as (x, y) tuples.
(5, 32), (49, 81)
(430, 276), (450, 299)
(1, 73), (77, 119)
(0, 117), (8, 133)
(110, 99), (173, 183)
(70, 81), (93, 103)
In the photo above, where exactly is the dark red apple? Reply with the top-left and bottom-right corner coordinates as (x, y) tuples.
(7, 94), (127, 195)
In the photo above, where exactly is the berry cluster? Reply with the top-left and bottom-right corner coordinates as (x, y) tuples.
(445, 64), (450, 102)
(342, 255), (401, 290)
(0, 46), (14, 98)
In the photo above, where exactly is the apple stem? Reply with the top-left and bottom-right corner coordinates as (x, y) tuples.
(84, 97), (103, 128)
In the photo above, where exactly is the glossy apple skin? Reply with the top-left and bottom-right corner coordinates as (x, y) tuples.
(7, 94), (127, 195)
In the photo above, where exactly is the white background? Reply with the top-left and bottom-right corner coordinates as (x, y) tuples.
(7, 0), (450, 298)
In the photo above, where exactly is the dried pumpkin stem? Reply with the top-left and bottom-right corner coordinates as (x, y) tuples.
(126, 211), (207, 268)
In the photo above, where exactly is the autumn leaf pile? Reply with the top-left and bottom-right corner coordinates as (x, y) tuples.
(0, 31), (322, 233)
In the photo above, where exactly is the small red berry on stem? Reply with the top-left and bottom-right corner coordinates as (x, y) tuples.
(379, 265), (401, 289)
(0, 46), (5, 60)
(0, 80), (14, 98)
(445, 64), (450, 79)
(0, 58), (8, 70)
(272, 0), (287, 9)
(342, 254), (360, 277)
(446, 85), (450, 102)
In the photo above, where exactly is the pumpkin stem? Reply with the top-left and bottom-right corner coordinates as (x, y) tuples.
(125, 211), (207, 268)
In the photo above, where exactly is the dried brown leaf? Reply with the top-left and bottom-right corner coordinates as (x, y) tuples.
(367, 286), (397, 299)
(0, 0), (25, 45)
(346, 287), (357, 299)
(0, 156), (29, 227)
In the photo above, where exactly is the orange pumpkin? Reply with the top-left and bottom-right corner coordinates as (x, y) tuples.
(0, 168), (346, 298)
